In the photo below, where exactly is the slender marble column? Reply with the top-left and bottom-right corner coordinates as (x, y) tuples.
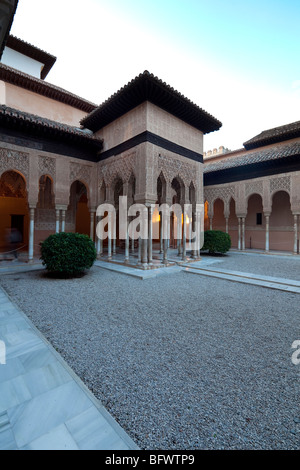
(142, 239), (148, 267)
(90, 211), (95, 241)
(148, 206), (153, 265)
(96, 215), (103, 257)
(137, 237), (142, 265)
(197, 209), (201, 258)
(61, 210), (66, 233)
(28, 208), (35, 262)
(177, 217), (182, 256)
(159, 213), (163, 253)
(182, 212), (187, 261)
(293, 214), (298, 254)
(124, 217), (129, 264)
(191, 211), (197, 258)
(131, 219), (135, 253)
(112, 217), (117, 254)
(55, 209), (60, 234)
(238, 218), (241, 250)
(242, 217), (245, 250)
(108, 212), (112, 260)
(225, 217), (229, 234)
(265, 215), (270, 252)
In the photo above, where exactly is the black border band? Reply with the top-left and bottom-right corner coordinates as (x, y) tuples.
(99, 131), (203, 163)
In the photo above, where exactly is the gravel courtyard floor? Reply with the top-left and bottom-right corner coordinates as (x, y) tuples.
(0, 252), (299, 450)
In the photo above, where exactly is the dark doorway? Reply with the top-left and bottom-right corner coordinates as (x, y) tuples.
(11, 215), (24, 242)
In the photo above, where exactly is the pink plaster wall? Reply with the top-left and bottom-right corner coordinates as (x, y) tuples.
(4, 82), (87, 126)
(95, 101), (204, 154)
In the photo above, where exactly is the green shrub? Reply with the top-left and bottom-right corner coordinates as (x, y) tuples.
(40, 232), (96, 276)
(202, 230), (231, 254)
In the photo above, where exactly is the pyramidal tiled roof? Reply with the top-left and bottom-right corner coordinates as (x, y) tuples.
(81, 70), (222, 134)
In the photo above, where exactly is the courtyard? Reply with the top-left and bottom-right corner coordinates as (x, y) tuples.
(0, 251), (299, 450)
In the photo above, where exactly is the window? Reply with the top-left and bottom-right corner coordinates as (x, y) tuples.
(256, 213), (262, 225)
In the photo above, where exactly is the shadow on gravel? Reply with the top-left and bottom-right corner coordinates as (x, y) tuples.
(41, 271), (88, 280)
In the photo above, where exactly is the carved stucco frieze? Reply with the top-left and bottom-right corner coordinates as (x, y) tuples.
(38, 156), (56, 181)
(157, 153), (198, 189)
(204, 185), (235, 205)
(245, 180), (264, 198)
(0, 148), (29, 180)
(98, 152), (136, 186)
(70, 162), (92, 187)
(270, 175), (291, 195)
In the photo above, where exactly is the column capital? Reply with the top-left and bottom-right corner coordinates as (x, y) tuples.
(55, 205), (68, 211)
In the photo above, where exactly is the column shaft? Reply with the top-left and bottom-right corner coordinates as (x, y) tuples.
(55, 209), (60, 234)
(28, 208), (35, 262)
(265, 215), (270, 252)
(61, 210), (66, 233)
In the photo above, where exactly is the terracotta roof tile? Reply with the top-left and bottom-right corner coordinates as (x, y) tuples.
(81, 70), (222, 134)
(0, 104), (103, 148)
(243, 120), (300, 150)
(204, 141), (300, 174)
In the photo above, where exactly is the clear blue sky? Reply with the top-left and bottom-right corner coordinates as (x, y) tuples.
(10, 0), (300, 151)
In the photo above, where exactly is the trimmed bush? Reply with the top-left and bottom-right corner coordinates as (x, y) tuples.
(40, 232), (96, 276)
(202, 230), (231, 254)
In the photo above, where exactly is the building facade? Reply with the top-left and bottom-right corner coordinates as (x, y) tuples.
(0, 35), (221, 267)
(204, 122), (300, 254)
(0, 26), (299, 268)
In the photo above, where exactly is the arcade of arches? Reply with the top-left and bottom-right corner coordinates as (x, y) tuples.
(0, 143), (203, 268)
(0, 70), (299, 265)
(1, 155), (300, 266)
(204, 176), (300, 254)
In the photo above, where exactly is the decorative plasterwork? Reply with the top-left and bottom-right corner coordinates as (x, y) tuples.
(245, 180), (263, 198)
(0, 148), (29, 180)
(98, 152), (136, 186)
(38, 156), (56, 181)
(70, 162), (92, 187)
(157, 153), (198, 188)
(270, 175), (291, 195)
(204, 185), (235, 204)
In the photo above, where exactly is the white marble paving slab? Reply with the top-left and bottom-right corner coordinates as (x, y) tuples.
(0, 284), (139, 450)
(0, 357), (26, 384)
(7, 381), (93, 448)
(18, 347), (57, 373)
(185, 268), (300, 293)
(22, 362), (72, 398)
(0, 427), (17, 450)
(65, 405), (134, 450)
(21, 424), (79, 450)
(4, 329), (45, 360)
